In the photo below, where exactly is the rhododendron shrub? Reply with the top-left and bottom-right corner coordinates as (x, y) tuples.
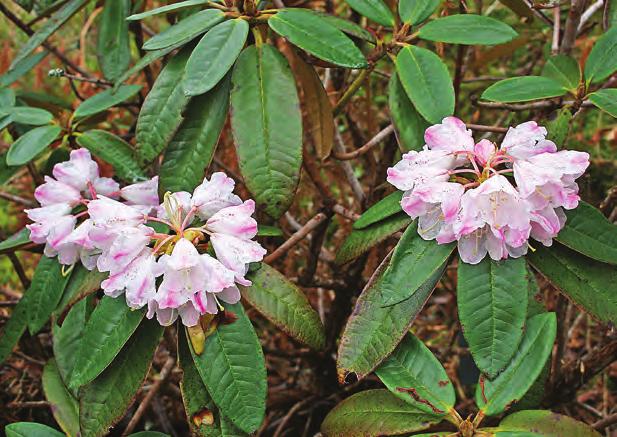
(1, 0), (617, 436)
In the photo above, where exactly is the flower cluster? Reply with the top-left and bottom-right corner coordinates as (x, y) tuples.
(387, 117), (589, 264)
(26, 149), (266, 326)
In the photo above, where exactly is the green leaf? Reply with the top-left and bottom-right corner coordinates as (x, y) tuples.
(0, 88), (16, 107)
(457, 257), (528, 378)
(395, 46), (454, 124)
(546, 107), (572, 145)
(97, 0), (131, 81)
(379, 223), (455, 306)
(127, 0), (209, 20)
(312, 11), (376, 42)
(476, 313), (557, 416)
(74, 84), (142, 119)
(27, 256), (72, 334)
(0, 291), (30, 364)
(418, 14), (518, 45)
(606, 0), (617, 29)
(541, 55), (581, 91)
(344, 0), (395, 26)
(376, 334), (455, 415)
(337, 251), (446, 381)
(79, 319), (163, 437)
(257, 225), (283, 237)
(0, 51), (48, 88)
(498, 410), (602, 437)
(320, 389), (442, 436)
(584, 26), (617, 83)
(70, 296), (145, 390)
(0, 228), (30, 253)
(7, 107), (54, 125)
(399, 0), (441, 24)
(183, 19), (248, 96)
(114, 44), (183, 89)
(43, 359), (80, 437)
(588, 88), (617, 118)
(6, 422), (64, 437)
(388, 72), (428, 152)
(53, 298), (91, 391)
(482, 76), (568, 102)
(269, 9), (368, 69)
(240, 264), (326, 350)
(335, 213), (411, 265)
(230, 44), (302, 219)
(178, 328), (245, 437)
(160, 76), (230, 194)
(555, 201), (617, 264)
(7, 125), (61, 166)
(188, 303), (266, 433)
(142, 9), (225, 50)
(136, 48), (192, 165)
(10, 0), (89, 68)
(354, 191), (404, 229)
(54, 265), (106, 318)
(528, 243), (617, 324)
(76, 130), (147, 183)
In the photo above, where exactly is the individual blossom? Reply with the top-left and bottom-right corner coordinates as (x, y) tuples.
(387, 117), (590, 264)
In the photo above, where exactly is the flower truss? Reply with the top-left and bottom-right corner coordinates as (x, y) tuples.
(387, 117), (590, 264)
(26, 149), (266, 326)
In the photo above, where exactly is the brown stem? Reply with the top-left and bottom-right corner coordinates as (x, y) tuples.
(560, 0), (587, 55)
(331, 124), (395, 160)
(264, 213), (328, 264)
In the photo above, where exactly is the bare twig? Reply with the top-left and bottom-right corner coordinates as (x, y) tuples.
(8, 401), (49, 409)
(122, 356), (176, 436)
(264, 213), (328, 264)
(0, 191), (36, 207)
(560, 0), (588, 54)
(552, 5), (561, 54)
(8, 253), (30, 290)
(475, 99), (592, 111)
(332, 125), (395, 160)
(593, 412), (617, 430)
(578, 0), (604, 32)
(332, 204), (360, 221)
(334, 128), (365, 204)
(273, 397), (314, 437)
(467, 123), (508, 133)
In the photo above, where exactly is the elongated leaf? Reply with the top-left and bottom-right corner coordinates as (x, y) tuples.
(555, 201), (617, 264)
(606, 0), (617, 28)
(27, 256), (72, 334)
(10, 0), (89, 68)
(54, 266), (105, 318)
(376, 334), (455, 415)
(136, 49), (192, 165)
(43, 359), (80, 437)
(0, 88), (15, 107)
(142, 9), (225, 50)
(395, 46), (454, 124)
(354, 192), (404, 229)
(53, 298), (91, 390)
(399, 0), (441, 24)
(337, 252), (446, 381)
(476, 313), (557, 416)
(79, 319), (163, 437)
(320, 389), (442, 436)
(113, 44), (182, 88)
(584, 26), (617, 83)
(231, 44), (302, 219)
(269, 9), (368, 69)
(6, 423), (64, 437)
(183, 19), (248, 96)
(380, 223), (455, 306)
(481, 76), (567, 102)
(70, 296), (145, 390)
(498, 410), (602, 437)
(0, 50), (48, 88)
(546, 107), (573, 145)
(0, 291), (30, 364)
(0, 228), (30, 253)
(344, 0), (395, 26)
(336, 213), (411, 265)
(178, 328), (245, 437)
(312, 11), (376, 42)
(97, 0), (131, 81)
(7, 107), (54, 125)
(528, 243), (617, 324)
(457, 257), (528, 378)
(588, 88), (617, 118)
(541, 55), (581, 90)
(418, 15), (517, 45)
(160, 76), (230, 194)
(7, 125), (61, 166)
(188, 303), (267, 433)
(240, 264), (326, 350)
(388, 72), (428, 152)
(76, 130), (146, 183)
(127, 0), (209, 20)
(74, 85), (141, 119)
